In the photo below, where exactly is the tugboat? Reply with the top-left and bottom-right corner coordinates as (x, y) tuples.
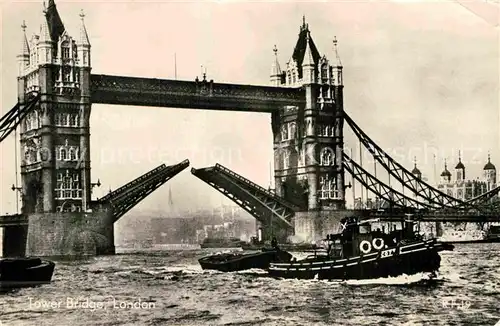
(198, 238), (293, 272)
(0, 257), (55, 291)
(268, 217), (454, 280)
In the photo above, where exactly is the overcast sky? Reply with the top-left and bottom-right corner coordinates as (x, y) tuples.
(1, 0), (498, 218)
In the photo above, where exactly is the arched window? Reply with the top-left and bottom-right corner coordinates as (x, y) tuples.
(25, 115), (32, 131)
(319, 175), (339, 199)
(32, 111), (39, 129)
(320, 148), (333, 166)
(55, 114), (61, 126)
(64, 70), (71, 82)
(62, 42), (70, 60)
(72, 114), (80, 126)
(283, 151), (290, 170)
(299, 149), (305, 166)
(321, 63), (328, 84)
(60, 148), (67, 160)
(281, 125), (289, 141)
(289, 122), (297, 139)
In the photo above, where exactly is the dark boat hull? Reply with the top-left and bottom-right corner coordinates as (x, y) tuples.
(199, 250), (292, 272)
(0, 257), (55, 290)
(268, 240), (445, 280)
(241, 243), (321, 251)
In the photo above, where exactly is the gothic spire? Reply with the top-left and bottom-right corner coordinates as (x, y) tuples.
(332, 36), (342, 67)
(20, 20), (29, 55)
(39, 9), (52, 43)
(77, 9), (90, 46)
(271, 45), (281, 76)
(302, 31), (315, 67)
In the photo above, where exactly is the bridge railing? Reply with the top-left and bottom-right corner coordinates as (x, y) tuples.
(98, 164), (168, 203)
(214, 163), (300, 211)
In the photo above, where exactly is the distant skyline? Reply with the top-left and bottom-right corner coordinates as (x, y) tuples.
(1, 1), (498, 222)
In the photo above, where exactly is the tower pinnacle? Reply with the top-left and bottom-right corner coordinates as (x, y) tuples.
(77, 9), (90, 46)
(20, 20), (29, 55)
(332, 36), (342, 67)
(301, 15), (308, 31)
(271, 45), (281, 76)
(39, 10), (52, 43)
(303, 31), (314, 66)
(270, 45), (282, 85)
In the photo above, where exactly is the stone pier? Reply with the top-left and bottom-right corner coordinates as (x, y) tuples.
(26, 211), (115, 257)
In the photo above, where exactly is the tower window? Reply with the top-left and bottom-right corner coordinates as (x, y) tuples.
(64, 71), (71, 82)
(320, 148), (333, 166)
(289, 122), (297, 139)
(320, 175), (339, 199)
(62, 47), (70, 60)
(55, 169), (82, 200)
(281, 125), (289, 141)
(321, 64), (328, 84)
(56, 143), (80, 161)
(283, 151), (289, 170)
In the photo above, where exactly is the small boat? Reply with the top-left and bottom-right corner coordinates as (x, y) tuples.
(198, 248), (293, 272)
(268, 217), (454, 280)
(0, 257), (55, 290)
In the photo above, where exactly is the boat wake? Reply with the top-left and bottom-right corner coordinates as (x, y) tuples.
(339, 272), (444, 286)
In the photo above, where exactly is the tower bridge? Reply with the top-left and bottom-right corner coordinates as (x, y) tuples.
(1, 1), (499, 257)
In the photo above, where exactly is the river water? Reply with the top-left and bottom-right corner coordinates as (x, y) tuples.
(1, 244), (499, 326)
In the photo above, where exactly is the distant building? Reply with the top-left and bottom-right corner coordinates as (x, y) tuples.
(151, 217), (198, 244)
(435, 153), (497, 200)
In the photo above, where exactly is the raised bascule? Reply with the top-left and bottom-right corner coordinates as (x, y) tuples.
(1, 1), (499, 257)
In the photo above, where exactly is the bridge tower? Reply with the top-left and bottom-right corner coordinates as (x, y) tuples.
(270, 18), (346, 242)
(5, 1), (113, 257)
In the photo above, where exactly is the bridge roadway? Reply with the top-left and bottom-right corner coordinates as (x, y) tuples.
(90, 74), (305, 112)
